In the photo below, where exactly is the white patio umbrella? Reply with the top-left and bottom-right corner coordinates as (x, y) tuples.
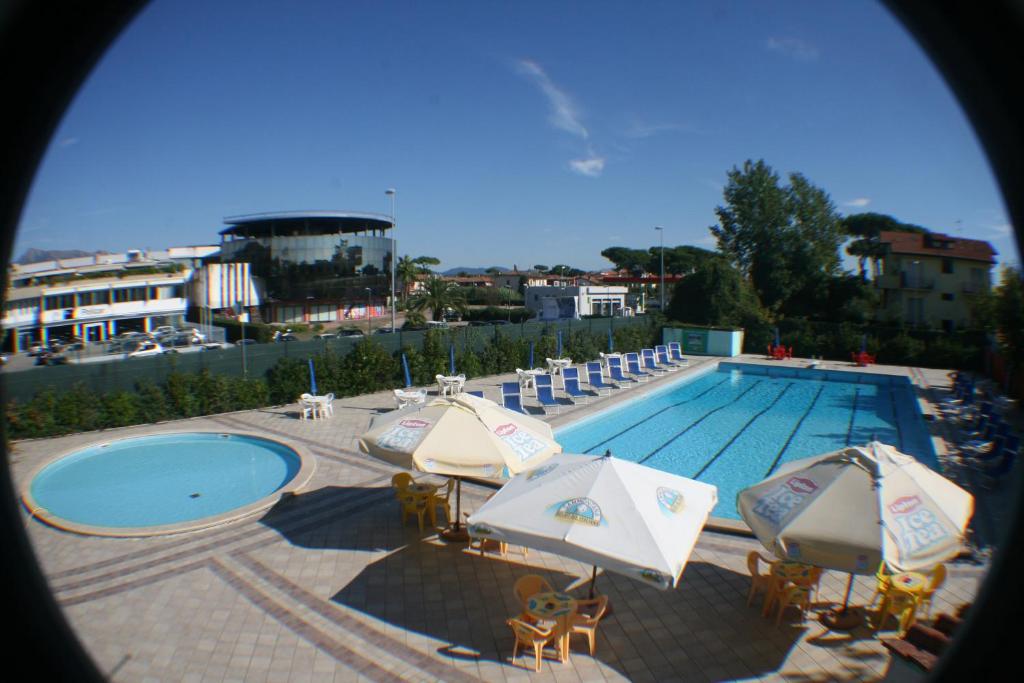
(466, 452), (718, 595)
(736, 441), (974, 627)
(359, 392), (561, 540)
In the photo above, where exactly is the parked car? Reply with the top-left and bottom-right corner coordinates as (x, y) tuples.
(127, 341), (167, 358)
(35, 351), (69, 365)
(152, 325), (176, 336)
(163, 333), (196, 349)
(425, 321), (449, 330)
(335, 328), (365, 338)
(181, 327), (206, 342)
(235, 338), (258, 345)
(274, 330), (298, 342)
(374, 327), (396, 334)
(314, 332), (336, 340)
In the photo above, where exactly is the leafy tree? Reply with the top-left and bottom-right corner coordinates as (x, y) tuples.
(842, 212), (928, 279)
(403, 310), (427, 328)
(533, 264), (549, 273)
(600, 247), (650, 275)
(337, 338), (400, 395)
(407, 276), (468, 321)
(413, 256), (440, 271)
(666, 258), (766, 329)
(994, 266), (1024, 380)
(711, 159), (844, 314)
(654, 245), (721, 275)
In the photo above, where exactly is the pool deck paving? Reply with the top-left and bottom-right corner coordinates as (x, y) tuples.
(8, 354), (1003, 682)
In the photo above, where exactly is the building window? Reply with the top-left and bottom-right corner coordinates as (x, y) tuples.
(43, 294), (75, 310)
(113, 287), (147, 303)
(941, 258), (954, 274)
(310, 305), (335, 322)
(941, 292), (954, 301)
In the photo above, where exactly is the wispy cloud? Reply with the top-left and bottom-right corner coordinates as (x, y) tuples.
(765, 37), (820, 62)
(569, 156), (605, 177)
(517, 58), (604, 177)
(57, 136), (79, 148)
(843, 198), (871, 208)
(517, 59), (589, 140)
(624, 121), (695, 139)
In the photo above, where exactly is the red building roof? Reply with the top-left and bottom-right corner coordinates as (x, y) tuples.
(879, 231), (997, 264)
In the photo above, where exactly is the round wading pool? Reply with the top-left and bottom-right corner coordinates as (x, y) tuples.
(23, 432), (314, 536)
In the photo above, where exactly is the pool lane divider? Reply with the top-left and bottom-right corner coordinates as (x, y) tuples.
(636, 380), (764, 465)
(844, 387), (861, 446)
(762, 383), (826, 479)
(580, 375), (733, 454)
(691, 382), (795, 479)
(890, 385), (906, 452)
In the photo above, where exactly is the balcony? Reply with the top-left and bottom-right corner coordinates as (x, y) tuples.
(875, 273), (935, 291)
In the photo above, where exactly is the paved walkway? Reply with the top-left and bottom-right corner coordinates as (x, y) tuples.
(8, 356), (994, 682)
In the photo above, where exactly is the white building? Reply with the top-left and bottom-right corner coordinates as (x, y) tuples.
(2, 248), (217, 352)
(524, 285), (629, 320)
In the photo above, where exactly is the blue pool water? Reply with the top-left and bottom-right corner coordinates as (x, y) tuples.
(557, 363), (937, 520)
(28, 433), (302, 529)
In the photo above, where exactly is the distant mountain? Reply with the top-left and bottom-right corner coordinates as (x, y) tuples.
(441, 266), (510, 276)
(15, 248), (95, 264)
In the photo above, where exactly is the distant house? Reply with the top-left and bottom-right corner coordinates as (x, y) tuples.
(874, 231), (996, 331)
(596, 270), (683, 314)
(524, 285), (629, 319)
(491, 268), (576, 291)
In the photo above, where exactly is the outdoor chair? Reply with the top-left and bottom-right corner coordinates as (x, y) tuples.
(624, 352), (652, 382)
(668, 341), (688, 364)
(391, 472), (414, 492)
(655, 345), (685, 370)
(513, 574), (555, 612)
(298, 397), (315, 421)
(585, 361), (616, 395)
(874, 591), (920, 636)
(431, 478), (454, 524)
(501, 382), (528, 414)
(393, 387), (427, 409)
(918, 564), (947, 621)
(569, 594), (609, 656)
(978, 447), (1018, 489)
(561, 367), (591, 404)
(641, 348), (668, 374)
(606, 356), (637, 385)
(746, 551), (776, 607)
(319, 392), (334, 418)
(773, 584), (813, 625)
(506, 618), (559, 672)
(869, 561), (895, 608)
(534, 374), (561, 414)
(398, 492), (429, 532)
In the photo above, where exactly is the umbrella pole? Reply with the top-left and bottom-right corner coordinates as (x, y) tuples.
(588, 566), (597, 599)
(820, 572), (864, 630)
(440, 476), (470, 543)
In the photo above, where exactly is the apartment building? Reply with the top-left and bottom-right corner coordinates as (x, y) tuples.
(874, 230), (996, 330)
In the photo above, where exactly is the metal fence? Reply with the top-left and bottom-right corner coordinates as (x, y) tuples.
(1, 316), (650, 403)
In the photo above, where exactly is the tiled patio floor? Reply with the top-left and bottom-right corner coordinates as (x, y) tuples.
(8, 356), (995, 682)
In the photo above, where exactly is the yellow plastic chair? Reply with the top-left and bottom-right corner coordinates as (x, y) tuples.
(746, 551), (776, 607)
(875, 591), (919, 636)
(391, 472), (413, 491)
(569, 594), (609, 656)
(918, 564), (947, 621)
(431, 478), (454, 524)
(774, 584), (813, 625)
(514, 574), (555, 611)
(398, 493), (428, 532)
(868, 561), (894, 608)
(506, 618), (558, 672)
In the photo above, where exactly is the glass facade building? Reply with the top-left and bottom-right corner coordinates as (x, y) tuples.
(219, 211), (394, 324)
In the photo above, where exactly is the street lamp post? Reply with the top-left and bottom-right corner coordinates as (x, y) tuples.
(386, 188), (397, 333)
(365, 287), (373, 335)
(655, 226), (665, 311)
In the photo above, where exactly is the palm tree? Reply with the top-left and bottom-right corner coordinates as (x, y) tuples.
(396, 255), (421, 302)
(407, 277), (467, 321)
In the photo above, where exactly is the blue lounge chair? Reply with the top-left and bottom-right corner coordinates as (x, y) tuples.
(466, 390), (484, 399)
(668, 341), (688, 363)
(655, 345), (686, 370)
(606, 356), (637, 386)
(562, 367), (591, 404)
(501, 382), (527, 414)
(534, 374), (561, 414)
(641, 348), (668, 375)
(585, 361), (616, 395)
(978, 446), (1018, 489)
(624, 352), (652, 382)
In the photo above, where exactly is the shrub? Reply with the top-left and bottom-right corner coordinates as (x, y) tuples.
(100, 391), (140, 428)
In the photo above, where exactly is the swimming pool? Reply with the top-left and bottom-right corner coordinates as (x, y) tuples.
(556, 362), (937, 520)
(24, 432), (313, 536)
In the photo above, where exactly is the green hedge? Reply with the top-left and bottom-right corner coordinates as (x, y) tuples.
(4, 319), (660, 440)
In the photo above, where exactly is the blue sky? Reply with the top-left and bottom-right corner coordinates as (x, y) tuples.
(15, 0), (1018, 272)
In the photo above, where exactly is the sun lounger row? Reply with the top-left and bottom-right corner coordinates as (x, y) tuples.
(500, 343), (690, 414)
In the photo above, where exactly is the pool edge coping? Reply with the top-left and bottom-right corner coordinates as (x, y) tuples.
(20, 428), (318, 538)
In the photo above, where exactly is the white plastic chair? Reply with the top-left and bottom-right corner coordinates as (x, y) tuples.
(319, 393), (334, 418)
